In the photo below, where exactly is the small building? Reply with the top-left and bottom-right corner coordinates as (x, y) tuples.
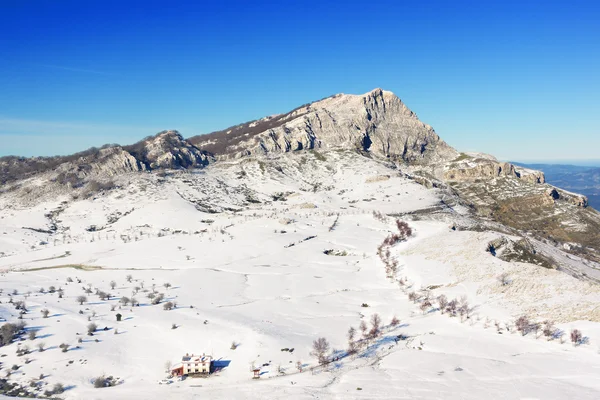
(172, 353), (213, 376)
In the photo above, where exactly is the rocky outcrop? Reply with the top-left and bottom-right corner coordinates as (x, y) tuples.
(54, 147), (145, 178)
(124, 130), (211, 170)
(443, 156), (546, 186)
(190, 89), (458, 165)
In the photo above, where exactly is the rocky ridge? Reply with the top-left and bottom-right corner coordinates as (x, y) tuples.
(189, 88), (459, 164)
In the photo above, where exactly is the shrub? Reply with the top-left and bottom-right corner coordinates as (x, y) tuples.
(52, 383), (65, 394)
(390, 315), (400, 326)
(0, 323), (20, 346)
(120, 296), (130, 306)
(163, 301), (174, 311)
(41, 308), (50, 318)
(28, 330), (36, 340)
(542, 320), (555, 338)
(59, 343), (69, 353)
(515, 316), (530, 335)
(76, 295), (87, 305)
(497, 272), (511, 286)
(570, 329), (583, 346)
(151, 293), (165, 305)
(110, 281), (117, 290)
(395, 220), (413, 238)
(37, 342), (45, 352)
(87, 323), (97, 335)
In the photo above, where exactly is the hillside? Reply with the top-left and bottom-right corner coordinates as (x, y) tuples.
(1, 90), (600, 399)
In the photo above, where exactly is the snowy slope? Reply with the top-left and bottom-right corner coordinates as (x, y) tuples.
(0, 151), (599, 399)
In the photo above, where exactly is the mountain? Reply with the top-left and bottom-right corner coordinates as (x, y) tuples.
(189, 88), (458, 164)
(1, 89), (598, 266)
(2, 89), (600, 399)
(513, 163), (600, 210)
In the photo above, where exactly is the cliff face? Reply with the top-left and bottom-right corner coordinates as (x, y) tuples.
(190, 89), (459, 164)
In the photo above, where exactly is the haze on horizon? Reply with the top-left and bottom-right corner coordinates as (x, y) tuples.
(1, 0), (599, 161)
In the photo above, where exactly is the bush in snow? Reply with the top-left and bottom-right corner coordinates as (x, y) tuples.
(515, 316), (530, 336)
(163, 302), (174, 311)
(570, 329), (583, 346)
(497, 272), (511, 286)
(76, 295), (87, 305)
(40, 308), (50, 318)
(87, 323), (97, 335)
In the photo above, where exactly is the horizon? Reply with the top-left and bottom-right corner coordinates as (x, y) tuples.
(1, 1), (599, 159)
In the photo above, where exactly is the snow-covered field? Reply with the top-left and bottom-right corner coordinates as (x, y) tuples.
(1, 152), (599, 399)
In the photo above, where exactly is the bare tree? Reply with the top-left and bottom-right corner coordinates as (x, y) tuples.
(420, 298), (432, 314)
(369, 313), (382, 339)
(310, 337), (330, 365)
(110, 281), (117, 290)
(359, 320), (368, 339)
(37, 342), (45, 352)
(347, 326), (357, 354)
(40, 309), (50, 318)
(164, 360), (172, 372)
(390, 315), (400, 327)
(408, 291), (420, 303)
(119, 297), (130, 306)
(126, 274), (133, 283)
(437, 294), (448, 314)
(76, 295), (87, 305)
(163, 282), (172, 289)
(542, 320), (555, 339)
(446, 299), (458, 316)
(28, 330), (36, 340)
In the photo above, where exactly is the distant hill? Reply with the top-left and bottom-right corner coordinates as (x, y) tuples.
(513, 163), (600, 210)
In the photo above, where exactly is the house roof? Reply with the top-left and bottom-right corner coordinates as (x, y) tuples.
(182, 354), (212, 362)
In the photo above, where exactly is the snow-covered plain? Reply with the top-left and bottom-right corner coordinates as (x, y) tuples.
(1, 151), (599, 399)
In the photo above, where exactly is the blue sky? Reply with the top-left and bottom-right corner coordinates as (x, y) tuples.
(1, 0), (599, 162)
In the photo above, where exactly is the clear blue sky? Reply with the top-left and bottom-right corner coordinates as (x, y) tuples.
(1, 0), (599, 161)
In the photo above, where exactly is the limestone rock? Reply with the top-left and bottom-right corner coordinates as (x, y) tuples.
(190, 89), (458, 164)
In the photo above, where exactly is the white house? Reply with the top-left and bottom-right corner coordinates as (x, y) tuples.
(172, 353), (213, 376)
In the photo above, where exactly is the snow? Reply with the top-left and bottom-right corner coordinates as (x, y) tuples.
(1, 151), (599, 399)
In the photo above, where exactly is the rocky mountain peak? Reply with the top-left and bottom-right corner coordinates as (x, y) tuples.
(189, 89), (458, 164)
